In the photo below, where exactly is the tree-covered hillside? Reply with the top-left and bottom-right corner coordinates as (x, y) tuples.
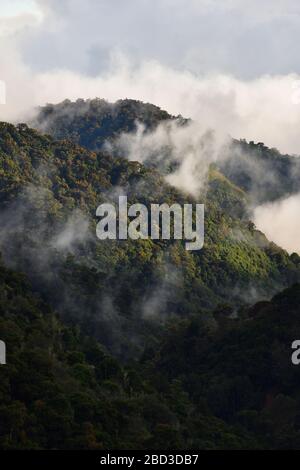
(1, 254), (300, 449)
(33, 99), (300, 205)
(220, 139), (300, 204)
(0, 254), (265, 450)
(1, 99), (300, 450)
(148, 283), (300, 449)
(31, 98), (178, 151)
(0, 121), (298, 358)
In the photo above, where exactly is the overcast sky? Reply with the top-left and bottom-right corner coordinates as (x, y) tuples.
(1, 0), (300, 154)
(3, 0), (300, 78)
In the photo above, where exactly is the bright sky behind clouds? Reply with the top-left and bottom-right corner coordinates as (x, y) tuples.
(0, 0), (39, 17)
(2, 0), (300, 253)
(1, 0), (300, 156)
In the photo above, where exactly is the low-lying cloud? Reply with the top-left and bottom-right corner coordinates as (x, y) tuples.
(1, 51), (300, 155)
(254, 193), (300, 254)
(1, 2), (300, 154)
(110, 120), (229, 196)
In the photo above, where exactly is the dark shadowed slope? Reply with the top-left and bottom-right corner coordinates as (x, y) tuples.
(148, 283), (300, 449)
(31, 98), (178, 151)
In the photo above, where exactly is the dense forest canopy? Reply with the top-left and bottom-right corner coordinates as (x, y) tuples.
(33, 98), (300, 205)
(0, 98), (300, 449)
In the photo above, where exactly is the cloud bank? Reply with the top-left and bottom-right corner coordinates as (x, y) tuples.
(111, 120), (229, 196)
(1, 0), (300, 254)
(0, 0), (300, 154)
(254, 194), (300, 254)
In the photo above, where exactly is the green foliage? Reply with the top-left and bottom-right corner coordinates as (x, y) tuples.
(147, 283), (300, 449)
(0, 257), (259, 449)
(32, 98), (176, 151)
(0, 120), (298, 360)
(220, 138), (300, 204)
(0, 99), (300, 449)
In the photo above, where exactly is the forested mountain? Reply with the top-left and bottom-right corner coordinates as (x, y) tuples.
(1, 256), (300, 449)
(0, 98), (300, 449)
(147, 283), (300, 449)
(0, 120), (298, 358)
(220, 139), (300, 204)
(31, 98), (178, 151)
(33, 98), (300, 205)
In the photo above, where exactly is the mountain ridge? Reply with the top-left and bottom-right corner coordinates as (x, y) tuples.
(1, 98), (300, 449)
(0, 118), (298, 357)
(31, 98), (300, 206)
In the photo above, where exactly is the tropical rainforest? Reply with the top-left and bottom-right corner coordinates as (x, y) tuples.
(0, 98), (300, 449)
